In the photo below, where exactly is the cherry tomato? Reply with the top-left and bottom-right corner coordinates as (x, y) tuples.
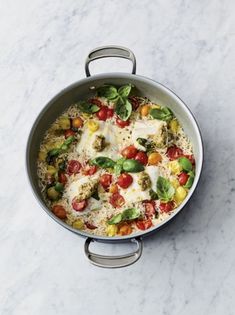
(143, 201), (156, 218)
(184, 154), (195, 165)
(58, 172), (67, 185)
(109, 193), (125, 208)
(129, 96), (141, 110)
(178, 172), (189, 185)
(100, 174), (112, 189)
(72, 117), (83, 128)
(116, 117), (130, 128)
(159, 201), (174, 213)
(107, 108), (114, 118)
(117, 173), (133, 189)
(64, 129), (75, 139)
(67, 160), (82, 175)
(121, 145), (138, 159)
(52, 205), (67, 219)
(89, 98), (103, 107)
(167, 146), (183, 160)
(72, 198), (87, 212)
(136, 219), (152, 230)
(83, 165), (97, 176)
(96, 106), (108, 121)
(118, 223), (132, 236)
(85, 221), (97, 229)
(135, 152), (148, 165)
(109, 184), (119, 194)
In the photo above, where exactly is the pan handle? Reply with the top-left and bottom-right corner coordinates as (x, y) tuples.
(85, 45), (136, 77)
(84, 237), (143, 268)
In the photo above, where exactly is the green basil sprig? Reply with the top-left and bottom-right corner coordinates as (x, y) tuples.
(115, 97), (132, 121)
(122, 159), (144, 173)
(184, 171), (195, 189)
(47, 136), (75, 159)
(178, 157), (193, 172)
(97, 85), (119, 100)
(114, 158), (126, 175)
(91, 156), (116, 169)
(108, 208), (141, 225)
(150, 106), (173, 122)
(157, 176), (175, 202)
(77, 101), (100, 114)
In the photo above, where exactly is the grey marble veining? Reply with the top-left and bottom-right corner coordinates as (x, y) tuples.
(1, 0), (235, 314)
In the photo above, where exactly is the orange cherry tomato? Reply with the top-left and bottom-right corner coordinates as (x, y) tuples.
(109, 193), (125, 208)
(118, 223), (132, 236)
(148, 152), (162, 165)
(136, 219), (152, 230)
(72, 117), (83, 128)
(52, 205), (67, 219)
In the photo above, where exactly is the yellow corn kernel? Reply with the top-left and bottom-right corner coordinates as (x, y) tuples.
(87, 120), (99, 132)
(151, 104), (161, 109)
(174, 186), (187, 204)
(169, 119), (179, 134)
(47, 165), (57, 175)
(106, 224), (118, 237)
(171, 178), (180, 189)
(168, 160), (182, 175)
(72, 219), (84, 230)
(38, 150), (47, 161)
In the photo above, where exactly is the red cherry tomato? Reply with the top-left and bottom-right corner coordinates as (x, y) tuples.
(96, 106), (108, 121)
(143, 201), (156, 218)
(100, 174), (112, 189)
(64, 129), (76, 139)
(52, 205), (67, 219)
(178, 172), (189, 185)
(67, 160), (82, 175)
(83, 165), (97, 176)
(109, 193), (125, 208)
(129, 96), (141, 110)
(89, 98), (103, 107)
(167, 146), (183, 160)
(58, 172), (67, 185)
(184, 154), (195, 165)
(107, 108), (114, 118)
(72, 198), (87, 212)
(121, 145), (138, 159)
(135, 151), (148, 165)
(117, 173), (133, 189)
(159, 201), (174, 213)
(85, 221), (97, 229)
(136, 219), (152, 230)
(116, 117), (130, 128)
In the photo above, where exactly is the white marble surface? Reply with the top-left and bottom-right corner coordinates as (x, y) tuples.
(1, 0), (235, 314)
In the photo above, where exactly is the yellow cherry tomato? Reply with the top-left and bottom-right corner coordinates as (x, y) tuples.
(168, 160), (182, 175)
(174, 186), (187, 204)
(106, 224), (118, 237)
(169, 119), (179, 134)
(73, 219), (84, 230)
(47, 165), (57, 175)
(87, 120), (99, 132)
(148, 152), (162, 165)
(151, 104), (161, 109)
(140, 104), (150, 116)
(171, 178), (180, 189)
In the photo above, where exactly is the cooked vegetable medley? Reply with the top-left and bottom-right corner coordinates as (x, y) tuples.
(37, 84), (195, 236)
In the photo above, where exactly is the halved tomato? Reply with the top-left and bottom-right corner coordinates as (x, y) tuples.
(72, 198), (87, 212)
(167, 146), (183, 160)
(136, 219), (152, 230)
(143, 200), (156, 218)
(109, 193), (125, 208)
(67, 160), (81, 175)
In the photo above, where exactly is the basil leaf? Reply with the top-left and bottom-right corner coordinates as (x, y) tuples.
(114, 158), (126, 175)
(77, 101), (100, 114)
(108, 208), (140, 225)
(54, 182), (64, 192)
(157, 176), (175, 202)
(178, 157), (192, 172)
(115, 97), (132, 121)
(91, 190), (100, 200)
(91, 156), (115, 169)
(122, 159), (144, 173)
(108, 213), (123, 225)
(118, 84), (133, 98)
(64, 136), (75, 146)
(122, 208), (140, 220)
(150, 107), (173, 122)
(97, 85), (118, 100)
(149, 189), (159, 200)
(184, 171), (195, 189)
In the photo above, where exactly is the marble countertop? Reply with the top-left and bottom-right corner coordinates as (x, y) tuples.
(1, 0), (235, 314)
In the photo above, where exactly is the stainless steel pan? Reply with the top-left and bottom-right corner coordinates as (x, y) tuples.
(26, 46), (203, 268)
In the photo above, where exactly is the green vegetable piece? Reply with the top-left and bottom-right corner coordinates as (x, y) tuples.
(77, 101), (100, 114)
(48, 148), (60, 157)
(108, 208), (140, 225)
(97, 85), (118, 100)
(60, 144), (68, 151)
(150, 107), (173, 122)
(184, 171), (195, 189)
(136, 138), (155, 152)
(157, 176), (175, 202)
(149, 189), (159, 200)
(118, 84), (133, 98)
(178, 157), (193, 172)
(115, 97), (132, 121)
(54, 182), (64, 192)
(91, 156), (115, 169)
(122, 159), (144, 173)
(108, 213), (123, 225)
(91, 190), (100, 200)
(64, 136), (75, 146)
(114, 158), (126, 175)
(47, 187), (60, 201)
